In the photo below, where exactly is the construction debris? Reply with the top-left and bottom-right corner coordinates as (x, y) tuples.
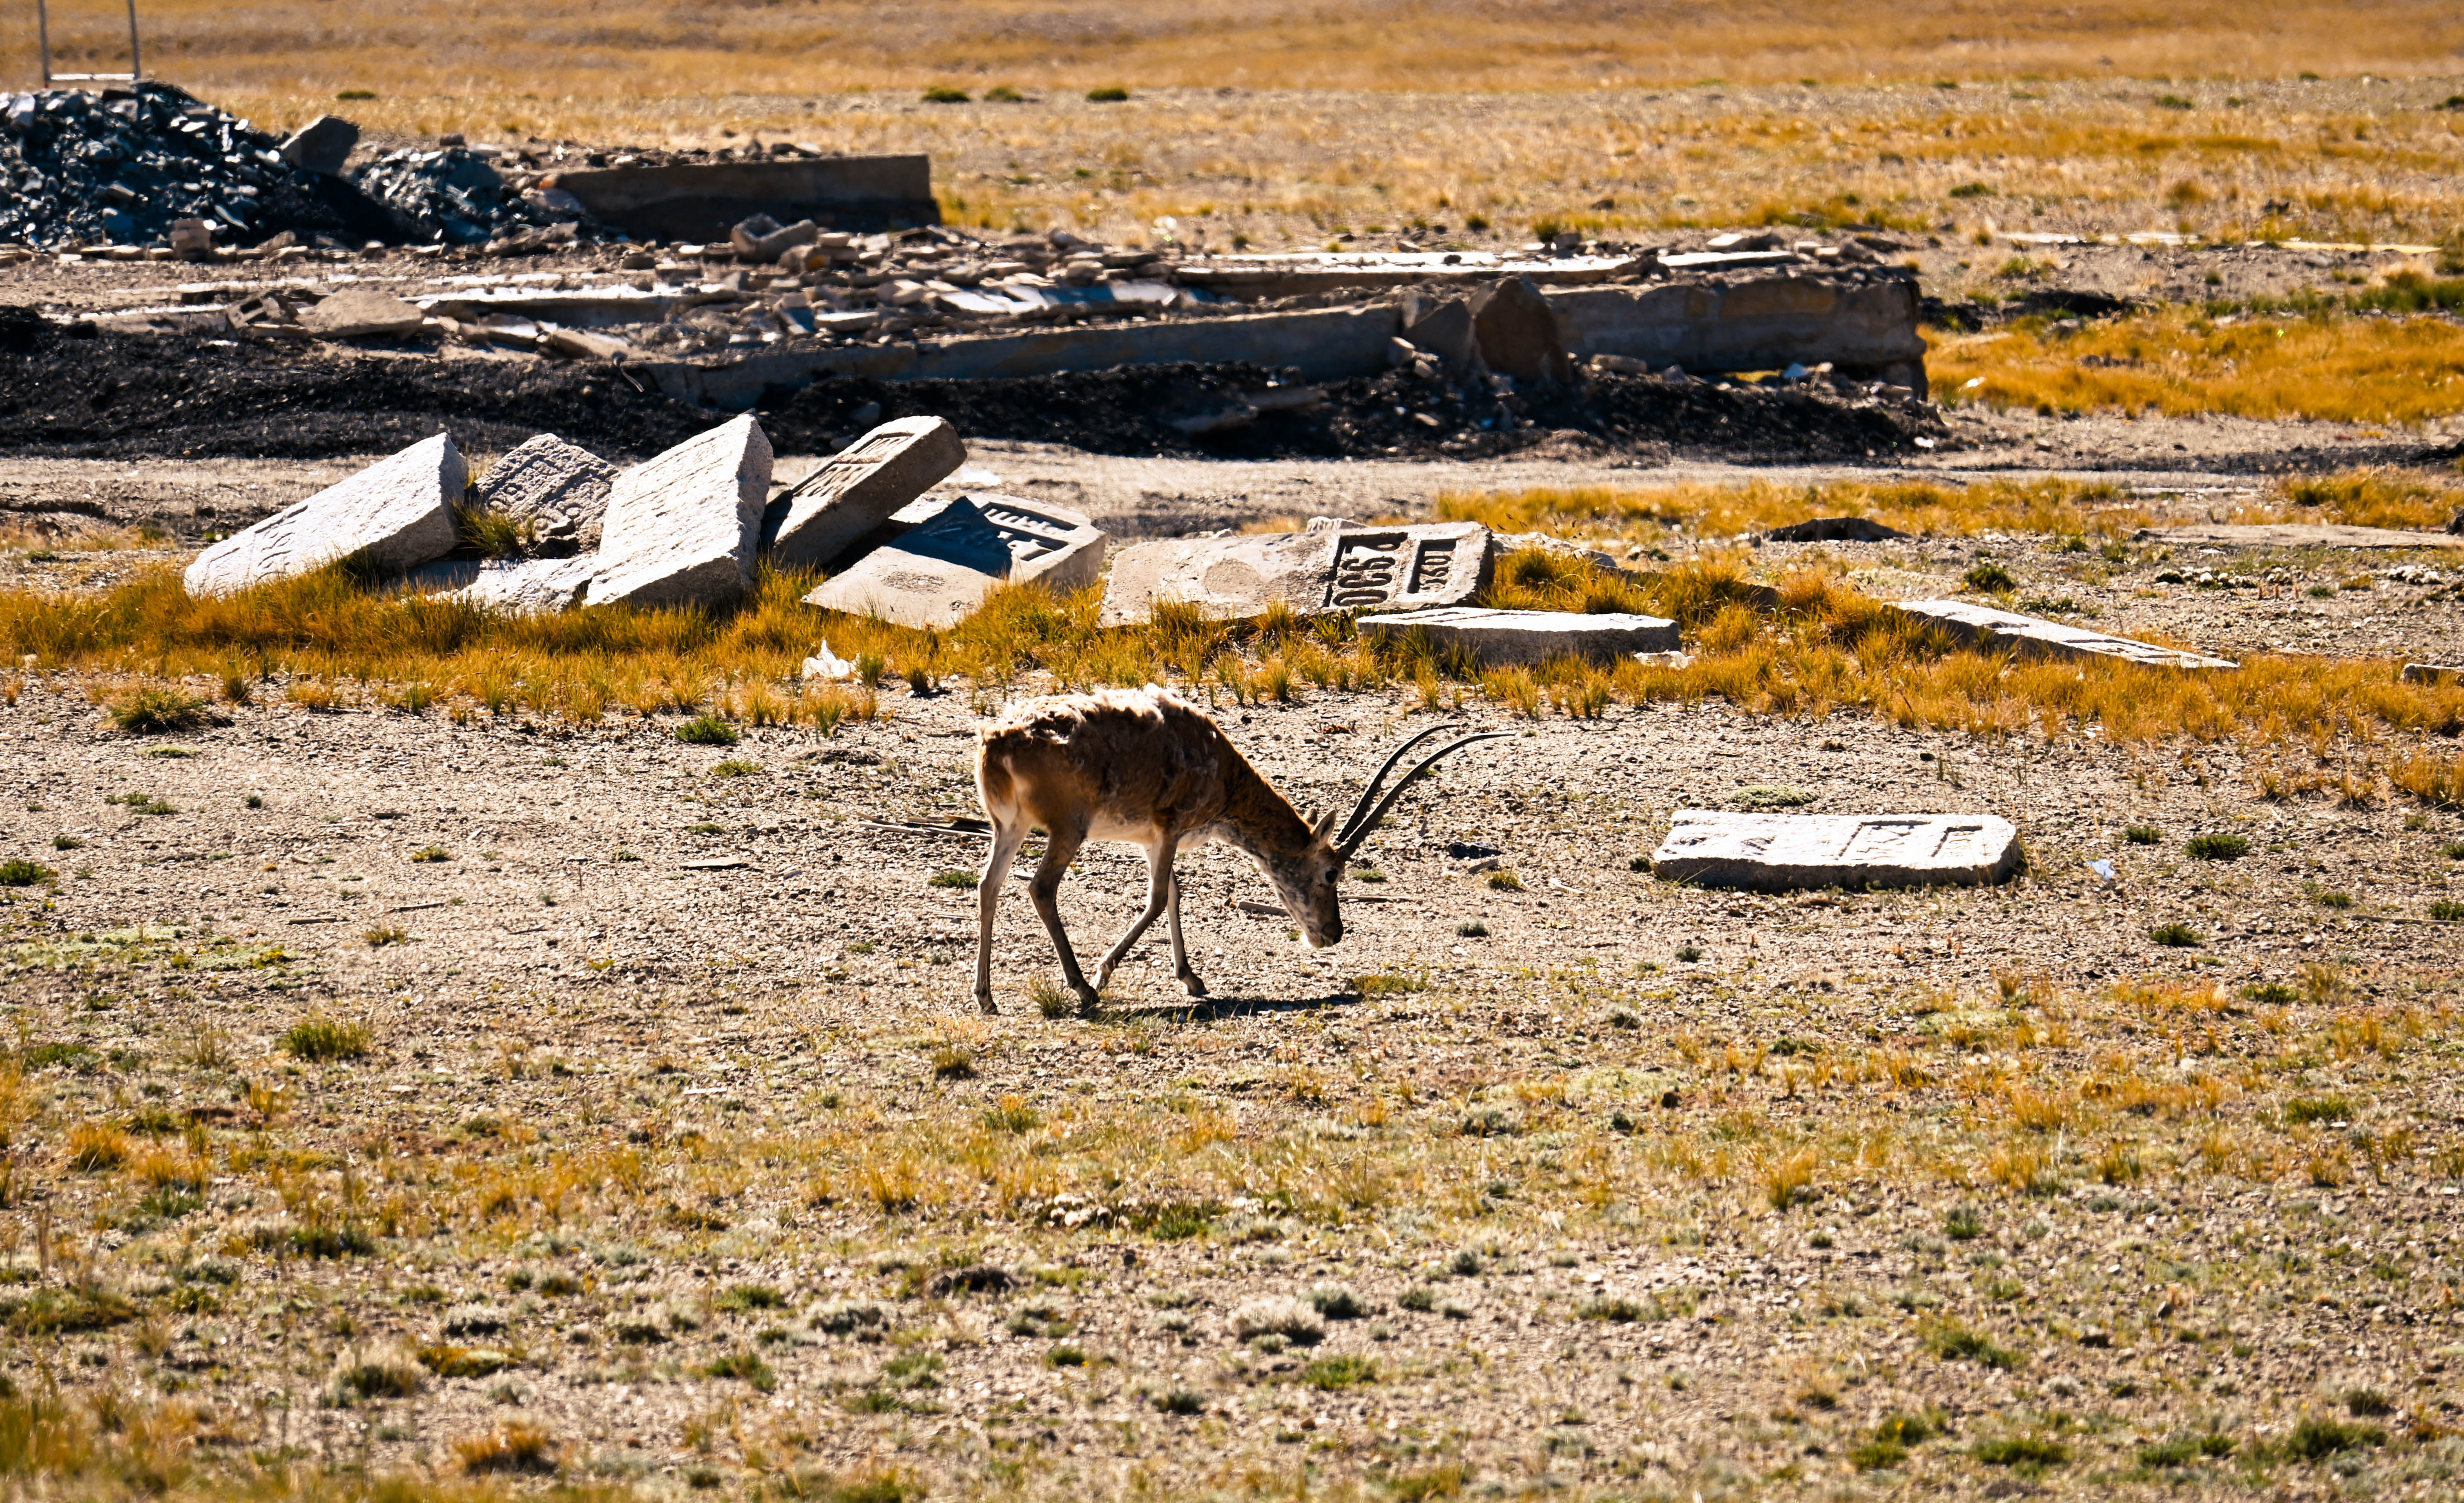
(1357, 607), (1678, 665)
(586, 414), (772, 609)
(471, 434), (618, 552)
(1891, 599), (2238, 670)
(1652, 810), (2024, 891)
(805, 493), (1106, 629)
(1099, 520), (1492, 626)
(762, 415), (965, 568)
(184, 432), (464, 596)
(296, 288), (427, 339)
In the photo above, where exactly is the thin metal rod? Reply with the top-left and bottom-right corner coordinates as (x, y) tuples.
(38, 0), (53, 86)
(125, 0), (140, 81)
(33, 0), (143, 86)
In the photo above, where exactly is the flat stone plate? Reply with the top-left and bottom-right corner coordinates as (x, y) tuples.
(1651, 809), (2022, 891)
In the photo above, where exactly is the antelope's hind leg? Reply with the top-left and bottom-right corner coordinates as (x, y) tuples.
(1027, 822), (1101, 1012)
(1166, 854), (1205, 997)
(972, 819), (1029, 1014)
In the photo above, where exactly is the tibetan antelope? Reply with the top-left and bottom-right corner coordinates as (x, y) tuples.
(970, 686), (1507, 1013)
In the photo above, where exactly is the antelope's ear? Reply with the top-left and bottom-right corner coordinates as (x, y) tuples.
(1310, 807), (1339, 839)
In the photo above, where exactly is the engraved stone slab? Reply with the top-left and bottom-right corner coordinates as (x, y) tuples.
(1651, 810), (2023, 892)
(1358, 607), (1678, 665)
(762, 416), (966, 569)
(1891, 598), (2236, 670)
(1097, 518), (1492, 627)
(473, 434), (617, 551)
(588, 415), (772, 610)
(185, 432), (464, 597)
(804, 493), (1107, 628)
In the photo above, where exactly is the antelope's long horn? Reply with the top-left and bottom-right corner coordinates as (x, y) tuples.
(1335, 731), (1515, 859)
(1334, 723), (1459, 848)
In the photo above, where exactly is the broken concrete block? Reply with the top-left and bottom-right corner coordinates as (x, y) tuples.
(732, 215), (819, 262)
(1766, 516), (1909, 543)
(1098, 519), (1492, 627)
(185, 433), (464, 597)
(1471, 275), (1574, 386)
(1891, 599), (2236, 670)
(278, 115), (360, 176)
(1400, 292), (1481, 377)
(298, 288), (427, 340)
(804, 494), (1106, 629)
(473, 434), (618, 551)
(588, 415), (772, 610)
(1651, 810), (2022, 892)
(762, 416), (966, 569)
(452, 554), (598, 615)
(167, 217), (213, 259)
(541, 328), (633, 361)
(1358, 607), (1677, 665)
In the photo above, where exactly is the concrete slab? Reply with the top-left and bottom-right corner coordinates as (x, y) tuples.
(2136, 523), (2464, 551)
(1651, 810), (2022, 891)
(1358, 607), (1678, 665)
(2403, 663), (2463, 685)
(1471, 276), (1574, 386)
(1891, 598), (2237, 670)
(1547, 269), (1926, 384)
(184, 432), (464, 597)
(587, 415), (772, 610)
(1098, 519), (1492, 626)
(762, 416), (965, 569)
(550, 156), (939, 241)
(298, 288), (427, 339)
(804, 494), (1106, 628)
(278, 116), (359, 177)
(473, 434), (617, 551)
(453, 555), (598, 615)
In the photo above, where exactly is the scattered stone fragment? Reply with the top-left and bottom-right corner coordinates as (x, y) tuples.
(762, 416), (966, 569)
(1765, 516), (1909, 543)
(472, 434), (617, 552)
(805, 494), (1106, 628)
(297, 289), (427, 340)
(1471, 276), (1575, 386)
(731, 214), (820, 261)
(1651, 810), (2023, 891)
(1098, 519), (1492, 627)
(800, 642), (856, 680)
(1400, 291), (1482, 376)
(278, 116), (360, 177)
(184, 433), (464, 597)
(1358, 607), (1678, 665)
(588, 415), (772, 610)
(541, 328), (633, 361)
(1891, 598), (2237, 670)
(2403, 663), (2462, 685)
(451, 555), (598, 615)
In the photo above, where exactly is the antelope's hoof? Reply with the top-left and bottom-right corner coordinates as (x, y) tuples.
(974, 991), (999, 1015)
(1073, 985), (1103, 1016)
(1178, 972), (1209, 997)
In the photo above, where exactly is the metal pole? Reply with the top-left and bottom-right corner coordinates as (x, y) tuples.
(124, 0), (140, 80)
(38, 0), (53, 86)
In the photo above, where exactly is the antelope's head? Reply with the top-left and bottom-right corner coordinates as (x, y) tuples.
(1270, 724), (1513, 950)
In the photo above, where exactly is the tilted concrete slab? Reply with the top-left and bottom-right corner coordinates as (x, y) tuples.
(551, 155), (940, 241)
(454, 555), (598, 615)
(1358, 607), (1678, 665)
(588, 415), (772, 610)
(298, 288), (428, 339)
(762, 416), (965, 569)
(473, 434), (617, 551)
(1547, 268), (1926, 382)
(1099, 519), (1491, 627)
(1652, 810), (2023, 891)
(185, 433), (463, 597)
(805, 494), (1105, 629)
(1891, 598), (2236, 670)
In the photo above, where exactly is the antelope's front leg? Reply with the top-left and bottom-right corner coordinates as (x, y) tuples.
(973, 822), (1028, 1014)
(1094, 839), (1176, 990)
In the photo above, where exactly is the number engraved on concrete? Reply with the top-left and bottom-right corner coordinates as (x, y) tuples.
(1329, 537), (1404, 607)
(1408, 539), (1457, 595)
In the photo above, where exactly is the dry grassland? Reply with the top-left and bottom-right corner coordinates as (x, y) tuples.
(14, 6), (2464, 249)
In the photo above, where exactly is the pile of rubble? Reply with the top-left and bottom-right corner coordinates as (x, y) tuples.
(352, 147), (584, 250)
(0, 82), (353, 250)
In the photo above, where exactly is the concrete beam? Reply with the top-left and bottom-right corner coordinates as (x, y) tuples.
(552, 156), (940, 242)
(1547, 270), (1927, 382)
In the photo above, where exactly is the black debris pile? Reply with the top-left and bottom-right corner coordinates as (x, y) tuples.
(0, 82), (354, 249)
(350, 148), (582, 248)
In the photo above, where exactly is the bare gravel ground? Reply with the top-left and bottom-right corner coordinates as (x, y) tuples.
(3, 625), (2463, 1498)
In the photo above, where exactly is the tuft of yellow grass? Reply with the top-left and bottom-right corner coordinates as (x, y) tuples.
(1931, 308), (2464, 426)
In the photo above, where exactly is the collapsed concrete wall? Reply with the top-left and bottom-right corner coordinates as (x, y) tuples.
(1546, 270), (1927, 388)
(551, 156), (940, 242)
(643, 268), (1924, 410)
